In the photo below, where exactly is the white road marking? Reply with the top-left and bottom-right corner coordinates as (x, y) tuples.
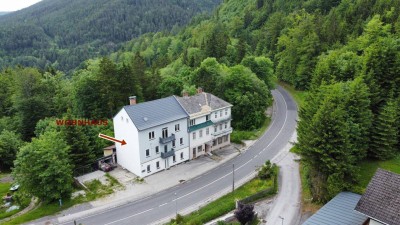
(103, 208), (153, 225)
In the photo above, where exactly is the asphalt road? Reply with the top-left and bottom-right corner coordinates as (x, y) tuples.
(60, 86), (298, 225)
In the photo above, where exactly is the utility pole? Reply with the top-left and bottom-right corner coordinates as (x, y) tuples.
(279, 216), (284, 225)
(174, 192), (177, 217)
(232, 164), (235, 192)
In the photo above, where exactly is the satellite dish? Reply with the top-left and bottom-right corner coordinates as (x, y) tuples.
(143, 117), (148, 121)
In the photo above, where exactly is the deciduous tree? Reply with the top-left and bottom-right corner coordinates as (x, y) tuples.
(13, 131), (73, 202)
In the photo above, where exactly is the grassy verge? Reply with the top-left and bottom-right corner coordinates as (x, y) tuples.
(298, 162), (322, 213)
(168, 168), (278, 225)
(278, 81), (308, 108)
(2, 173), (122, 225)
(231, 117), (271, 144)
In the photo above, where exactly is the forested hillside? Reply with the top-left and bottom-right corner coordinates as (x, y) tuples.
(0, 0), (221, 72)
(1, 0), (399, 205)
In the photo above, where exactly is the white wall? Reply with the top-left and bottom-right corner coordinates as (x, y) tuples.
(211, 107), (231, 124)
(370, 219), (385, 225)
(187, 106), (232, 159)
(139, 147), (189, 177)
(113, 109), (141, 175)
(138, 118), (189, 163)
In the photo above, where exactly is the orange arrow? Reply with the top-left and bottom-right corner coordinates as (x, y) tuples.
(98, 133), (127, 145)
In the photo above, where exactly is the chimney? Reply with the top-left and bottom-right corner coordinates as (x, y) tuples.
(182, 90), (189, 98)
(129, 96), (137, 105)
(197, 87), (203, 94)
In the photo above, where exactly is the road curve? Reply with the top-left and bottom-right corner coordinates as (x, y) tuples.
(59, 86), (298, 225)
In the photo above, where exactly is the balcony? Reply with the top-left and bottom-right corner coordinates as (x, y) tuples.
(159, 133), (175, 144)
(212, 116), (232, 124)
(161, 149), (175, 159)
(213, 127), (233, 137)
(188, 120), (214, 133)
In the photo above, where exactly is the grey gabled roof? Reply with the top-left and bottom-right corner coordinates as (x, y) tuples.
(175, 92), (232, 115)
(123, 96), (188, 131)
(355, 169), (400, 225)
(303, 192), (367, 225)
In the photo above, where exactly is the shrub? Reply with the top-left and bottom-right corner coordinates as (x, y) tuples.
(258, 160), (277, 180)
(234, 202), (255, 225)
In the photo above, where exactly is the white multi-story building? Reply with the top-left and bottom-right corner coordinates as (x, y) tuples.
(176, 88), (233, 159)
(113, 90), (233, 177)
(113, 96), (190, 177)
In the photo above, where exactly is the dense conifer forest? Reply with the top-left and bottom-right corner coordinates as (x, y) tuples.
(0, 0), (221, 72)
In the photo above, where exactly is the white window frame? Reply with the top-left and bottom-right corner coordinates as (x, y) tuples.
(149, 131), (155, 140)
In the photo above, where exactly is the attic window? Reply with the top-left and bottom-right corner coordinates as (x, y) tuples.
(126, 118), (128, 123)
(121, 116), (123, 121)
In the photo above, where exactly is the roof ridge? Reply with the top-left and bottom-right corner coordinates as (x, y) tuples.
(203, 92), (209, 106)
(173, 95), (190, 116)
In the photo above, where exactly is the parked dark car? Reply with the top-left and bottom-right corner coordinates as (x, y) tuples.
(100, 163), (113, 172)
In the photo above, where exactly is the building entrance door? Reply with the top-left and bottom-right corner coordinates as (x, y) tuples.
(205, 144), (210, 153)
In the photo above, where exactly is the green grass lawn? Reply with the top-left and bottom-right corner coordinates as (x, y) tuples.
(3, 173), (122, 225)
(356, 154), (400, 192)
(167, 174), (277, 225)
(0, 181), (19, 220)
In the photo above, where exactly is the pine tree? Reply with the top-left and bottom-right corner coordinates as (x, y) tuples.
(62, 111), (95, 170)
(297, 80), (372, 202)
(132, 53), (147, 99)
(98, 57), (119, 118)
(369, 99), (399, 160)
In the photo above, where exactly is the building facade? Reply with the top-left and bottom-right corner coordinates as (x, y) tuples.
(113, 91), (233, 178)
(176, 89), (233, 159)
(113, 96), (190, 177)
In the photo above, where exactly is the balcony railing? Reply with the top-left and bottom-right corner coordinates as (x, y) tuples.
(159, 133), (175, 144)
(212, 116), (232, 124)
(161, 149), (175, 159)
(213, 127), (233, 136)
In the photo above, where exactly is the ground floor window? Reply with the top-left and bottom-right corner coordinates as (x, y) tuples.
(147, 165), (151, 173)
(180, 152), (184, 159)
(213, 140), (216, 146)
(218, 137), (222, 144)
(156, 161), (160, 169)
(173, 155), (176, 162)
(224, 135), (229, 142)
(197, 146), (202, 152)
